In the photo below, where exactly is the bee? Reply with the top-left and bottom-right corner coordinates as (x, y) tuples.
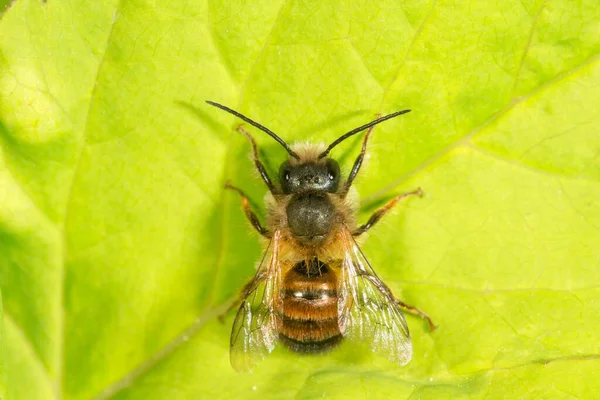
(207, 100), (435, 372)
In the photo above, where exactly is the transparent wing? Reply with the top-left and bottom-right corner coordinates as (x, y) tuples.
(230, 231), (283, 372)
(337, 228), (412, 365)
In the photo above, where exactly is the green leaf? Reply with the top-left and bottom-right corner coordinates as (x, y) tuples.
(1, 0), (599, 399)
(0, 290), (5, 399)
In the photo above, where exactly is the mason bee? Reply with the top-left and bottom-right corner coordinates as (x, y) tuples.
(207, 100), (435, 372)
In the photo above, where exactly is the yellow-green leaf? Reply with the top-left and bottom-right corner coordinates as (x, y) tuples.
(1, 0), (599, 399)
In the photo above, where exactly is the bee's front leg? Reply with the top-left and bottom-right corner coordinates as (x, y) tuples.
(340, 114), (380, 196)
(236, 125), (278, 194)
(225, 182), (270, 238)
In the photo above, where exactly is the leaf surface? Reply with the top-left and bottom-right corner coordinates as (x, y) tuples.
(0, 0), (599, 399)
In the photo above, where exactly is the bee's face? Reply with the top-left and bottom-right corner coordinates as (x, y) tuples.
(278, 158), (341, 194)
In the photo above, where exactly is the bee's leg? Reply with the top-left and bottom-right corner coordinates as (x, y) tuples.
(237, 125), (277, 193)
(352, 187), (423, 236)
(362, 272), (437, 331)
(225, 183), (270, 238)
(217, 299), (239, 324)
(341, 114), (381, 196)
(217, 271), (266, 323)
(395, 299), (437, 331)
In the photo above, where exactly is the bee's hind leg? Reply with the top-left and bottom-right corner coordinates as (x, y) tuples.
(225, 183), (270, 238)
(352, 188), (423, 237)
(217, 271), (267, 324)
(217, 300), (238, 324)
(217, 288), (247, 325)
(396, 298), (437, 331)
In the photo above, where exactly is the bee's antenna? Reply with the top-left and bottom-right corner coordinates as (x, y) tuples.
(206, 100), (300, 160)
(318, 109), (411, 159)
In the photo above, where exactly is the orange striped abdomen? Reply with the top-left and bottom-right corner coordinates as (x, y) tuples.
(279, 259), (342, 353)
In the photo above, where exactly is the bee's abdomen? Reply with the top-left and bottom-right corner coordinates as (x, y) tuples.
(279, 259), (342, 353)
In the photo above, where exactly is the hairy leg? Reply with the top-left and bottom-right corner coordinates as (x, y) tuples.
(218, 270), (267, 323)
(225, 182), (270, 237)
(353, 188), (423, 236)
(396, 298), (437, 331)
(237, 125), (277, 193)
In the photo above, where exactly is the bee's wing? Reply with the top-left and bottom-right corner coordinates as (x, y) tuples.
(337, 228), (412, 365)
(230, 230), (283, 372)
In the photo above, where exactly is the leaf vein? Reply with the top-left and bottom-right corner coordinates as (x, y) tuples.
(393, 280), (600, 294)
(378, 0), (439, 108)
(3, 311), (54, 393)
(364, 52), (600, 202)
(469, 143), (600, 185)
(91, 301), (232, 400)
(510, 0), (548, 97)
(60, 2), (123, 398)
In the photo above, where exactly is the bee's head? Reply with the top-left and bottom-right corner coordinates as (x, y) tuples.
(279, 155), (340, 194)
(206, 101), (410, 194)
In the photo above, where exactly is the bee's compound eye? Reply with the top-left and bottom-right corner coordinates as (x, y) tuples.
(326, 159), (339, 181)
(279, 161), (295, 194)
(323, 159), (340, 192)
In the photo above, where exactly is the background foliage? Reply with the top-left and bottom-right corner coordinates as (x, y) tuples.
(1, 0), (599, 399)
